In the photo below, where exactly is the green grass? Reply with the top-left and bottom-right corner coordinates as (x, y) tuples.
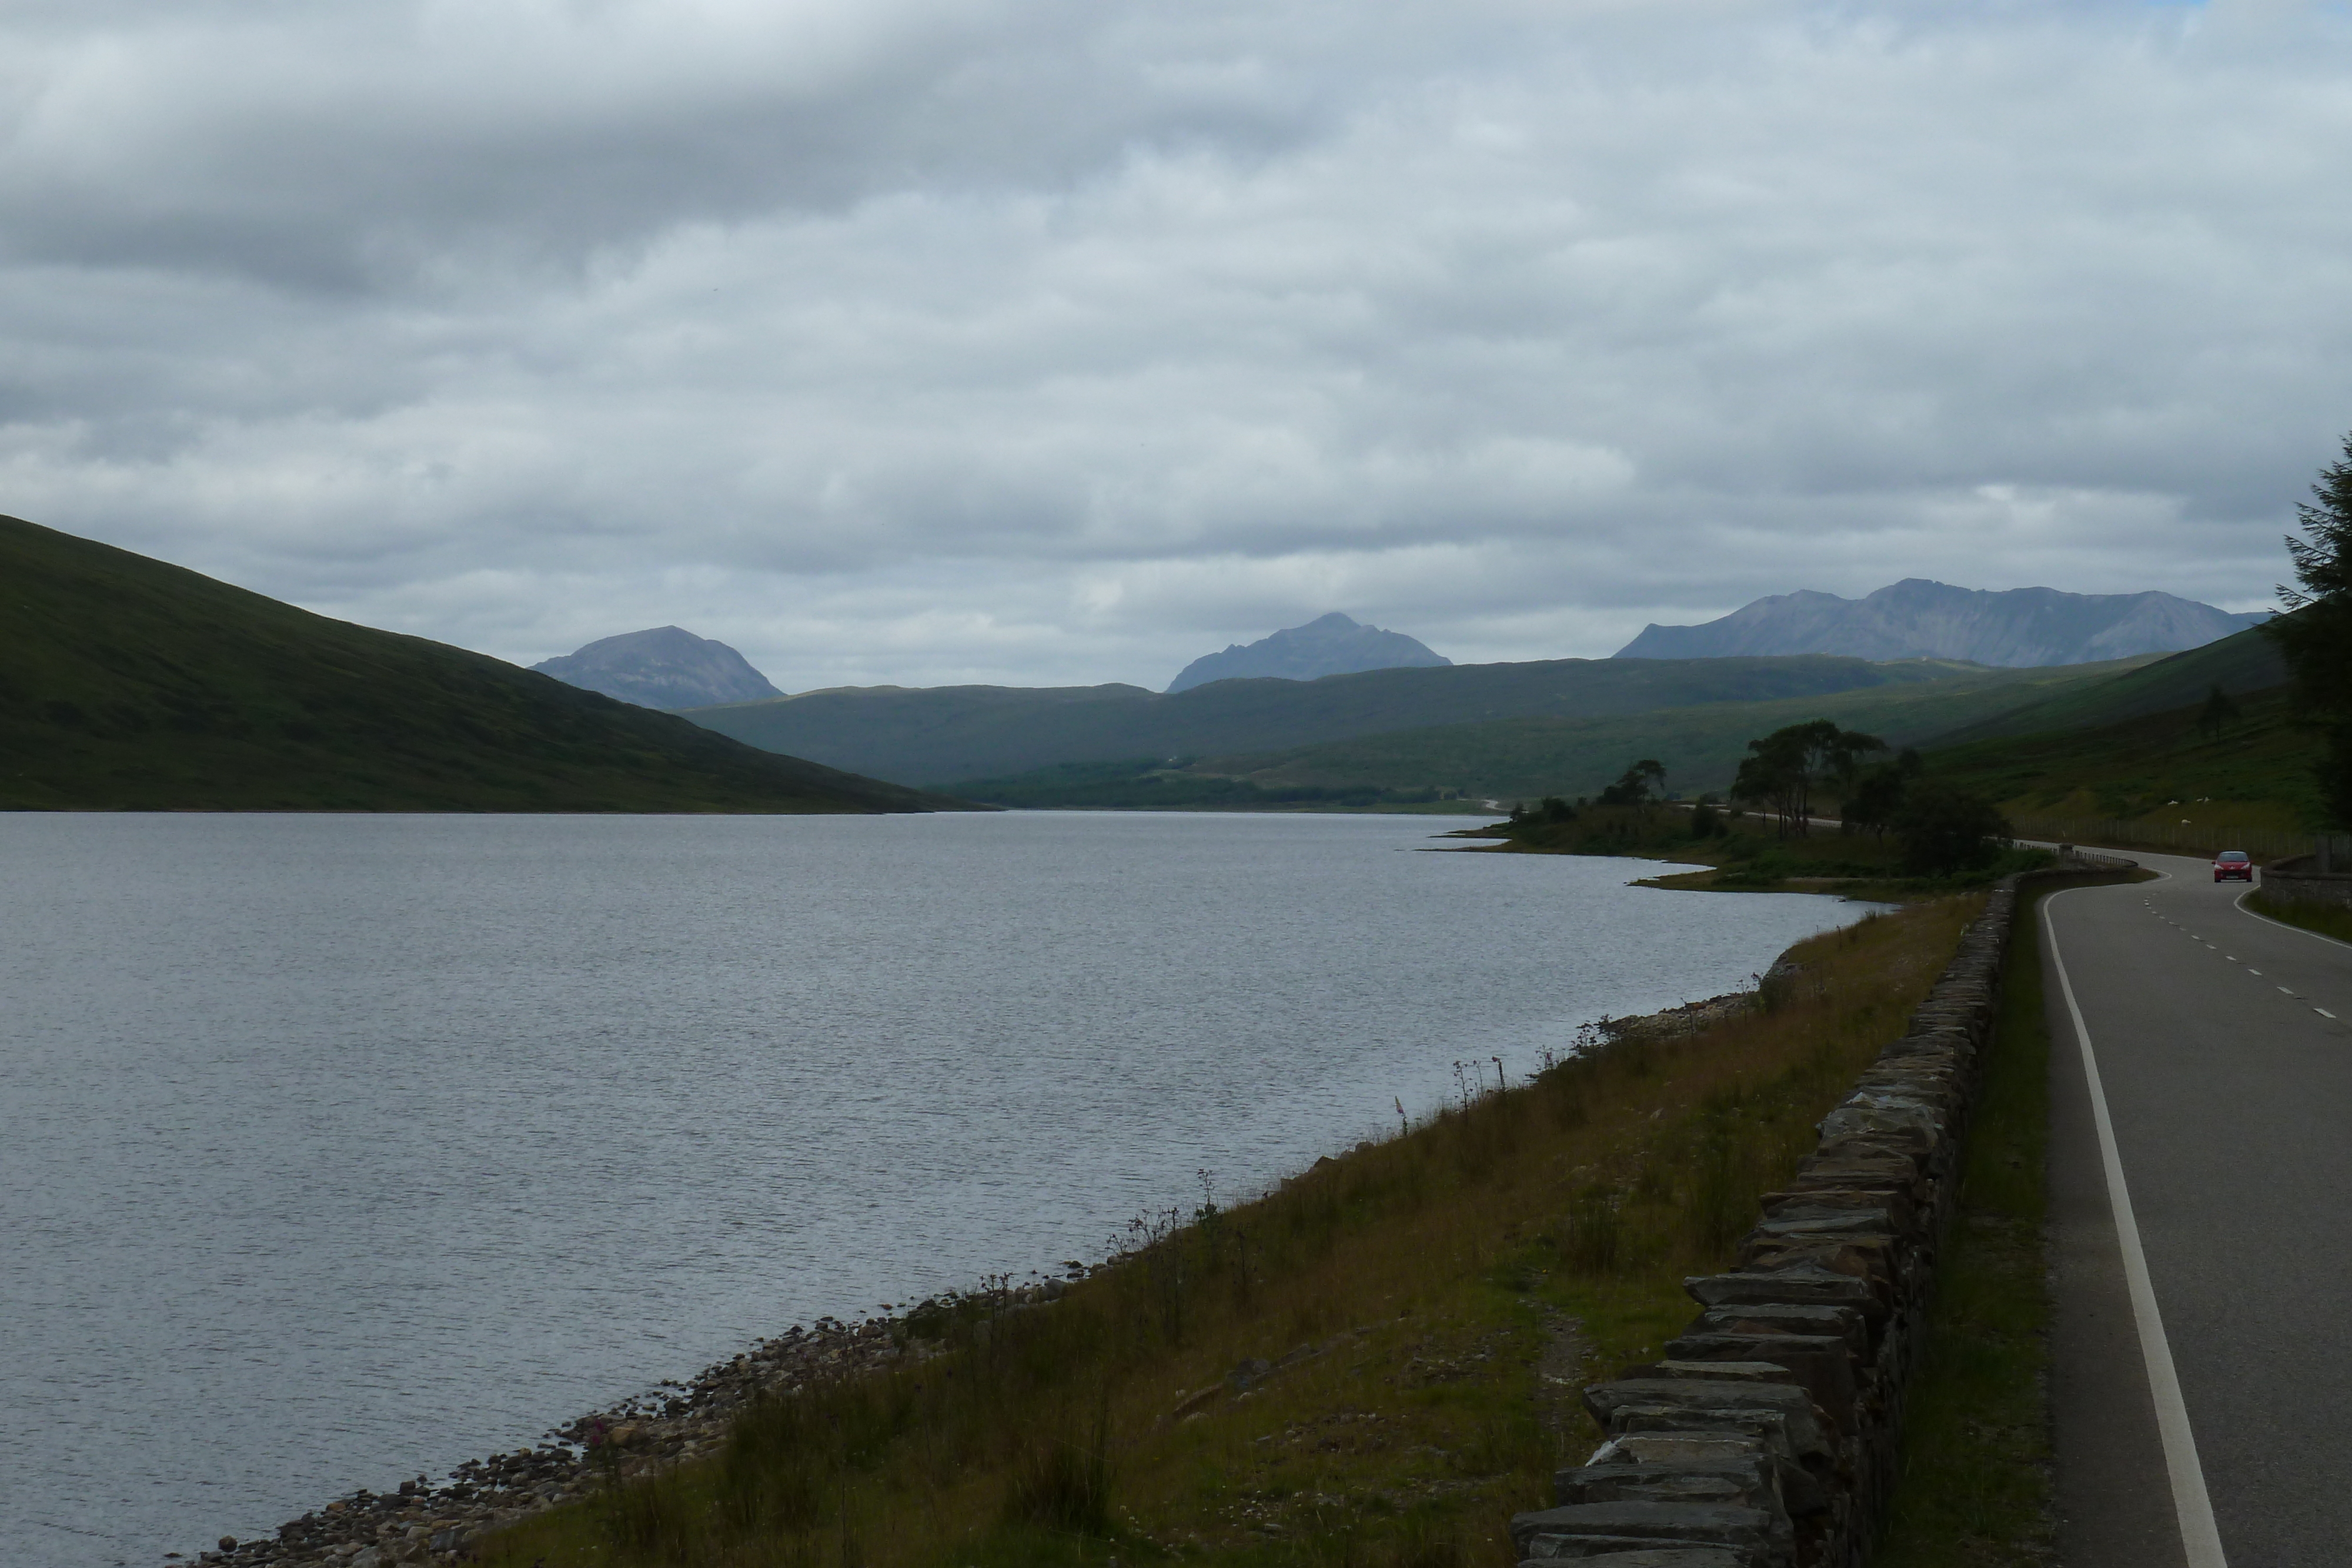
(468, 896), (1984, 1568)
(0, 514), (956, 813)
(2245, 891), (2352, 944)
(1873, 875), (2100, 1567)
(1923, 687), (2321, 843)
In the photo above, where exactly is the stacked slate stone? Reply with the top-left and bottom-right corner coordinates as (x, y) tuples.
(1509, 878), (2024, 1568)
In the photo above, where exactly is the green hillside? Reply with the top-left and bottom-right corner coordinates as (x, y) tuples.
(1924, 687), (2318, 838)
(0, 515), (957, 813)
(1926, 624), (2286, 744)
(941, 658), (2149, 807)
(1896, 620), (2323, 848)
(689, 653), (2012, 785)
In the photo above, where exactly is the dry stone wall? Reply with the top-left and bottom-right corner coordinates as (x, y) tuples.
(2262, 854), (2352, 912)
(1508, 864), (2105, 1568)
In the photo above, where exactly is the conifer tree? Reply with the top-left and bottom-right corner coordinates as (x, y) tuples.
(2266, 431), (2352, 828)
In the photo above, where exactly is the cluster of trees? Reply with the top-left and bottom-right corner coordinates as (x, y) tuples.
(1729, 718), (1884, 837)
(1595, 758), (1666, 810)
(1726, 719), (2010, 875)
(2269, 432), (2352, 829)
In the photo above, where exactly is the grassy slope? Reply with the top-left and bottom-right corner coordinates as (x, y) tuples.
(0, 515), (953, 813)
(1922, 686), (2321, 847)
(943, 660), (2148, 807)
(1928, 626), (2287, 745)
(687, 656), (2002, 787)
(476, 896), (1983, 1568)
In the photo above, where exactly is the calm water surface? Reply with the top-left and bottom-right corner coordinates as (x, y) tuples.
(0, 811), (1884, 1565)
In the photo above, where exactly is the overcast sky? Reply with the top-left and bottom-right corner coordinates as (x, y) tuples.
(4, 1), (2347, 691)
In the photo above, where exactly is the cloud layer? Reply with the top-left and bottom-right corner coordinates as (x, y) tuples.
(4, 0), (2347, 688)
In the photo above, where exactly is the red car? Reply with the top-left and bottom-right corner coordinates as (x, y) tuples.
(2214, 850), (2254, 882)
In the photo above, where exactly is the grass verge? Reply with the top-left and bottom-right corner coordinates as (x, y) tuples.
(1874, 870), (2134, 1567)
(466, 895), (1986, 1568)
(2244, 891), (2352, 944)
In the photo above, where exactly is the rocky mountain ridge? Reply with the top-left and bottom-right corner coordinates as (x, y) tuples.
(1167, 612), (1450, 693)
(534, 626), (782, 710)
(1615, 579), (2263, 667)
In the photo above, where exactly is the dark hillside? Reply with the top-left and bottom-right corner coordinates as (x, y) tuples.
(1923, 687), (2320, 841)
(0, 515), (954, 813)
(688, 653), (1994, 785)
(1926, 626), (2286, 745)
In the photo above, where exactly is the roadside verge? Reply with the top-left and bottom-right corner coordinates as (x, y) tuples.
(1506, 854), (2134, 1568)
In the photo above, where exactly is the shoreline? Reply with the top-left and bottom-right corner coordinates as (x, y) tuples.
(177, 1298), (996, 1567)
(173, 975), (1783, 1568)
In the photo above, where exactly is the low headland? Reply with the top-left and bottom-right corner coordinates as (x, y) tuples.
(181, 881), (2070, 1568)
(1462, 800), (2054, 901)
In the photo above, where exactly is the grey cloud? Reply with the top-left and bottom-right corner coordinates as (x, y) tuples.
(0, 1), (2342, 690)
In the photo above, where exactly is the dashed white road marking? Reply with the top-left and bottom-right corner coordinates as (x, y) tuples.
(2320, 1008), (2339, 1021)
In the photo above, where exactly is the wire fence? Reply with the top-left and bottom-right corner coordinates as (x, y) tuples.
(2008, 817), (2349, 864)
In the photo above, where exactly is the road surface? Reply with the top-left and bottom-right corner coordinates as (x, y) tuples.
(2042, 850), (2352, 1567)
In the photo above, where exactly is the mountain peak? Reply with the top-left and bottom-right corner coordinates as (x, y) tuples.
(1613, 582), (2264, 667)
(1165, 613), (1450, 694)
(534, 626), (783, 710)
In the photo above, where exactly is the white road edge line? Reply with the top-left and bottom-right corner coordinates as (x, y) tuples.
(2044, 887), (2229, 1568)
(2234, 887), (2352, 952)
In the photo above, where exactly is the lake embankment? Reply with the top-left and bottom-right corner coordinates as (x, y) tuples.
(178, 889), (1987, 1568)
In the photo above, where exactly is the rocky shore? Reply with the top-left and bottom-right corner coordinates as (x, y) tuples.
(172, 1287), (1063, 1568)
(178, 978), (1783, 1568)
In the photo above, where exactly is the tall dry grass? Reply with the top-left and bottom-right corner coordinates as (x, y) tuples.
(479, 892), (1981, 1568)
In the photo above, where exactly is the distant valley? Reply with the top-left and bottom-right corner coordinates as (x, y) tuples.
(937, 657), (2155, 808)
(938, 626), (2308, 828)
(662, 583), (2294, 821)
(683, 653), (1988, 787)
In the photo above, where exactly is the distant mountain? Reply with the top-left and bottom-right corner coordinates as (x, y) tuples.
(534, 626), (782, 710)
(1166, 613), (1450, 694)
(684, 653), (1993, 787)
(1614, 580), (2264, 668)
(0, 516), (951, 813)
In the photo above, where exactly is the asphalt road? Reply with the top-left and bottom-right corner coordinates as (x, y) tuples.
(2042, 851), (2352, 1567)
